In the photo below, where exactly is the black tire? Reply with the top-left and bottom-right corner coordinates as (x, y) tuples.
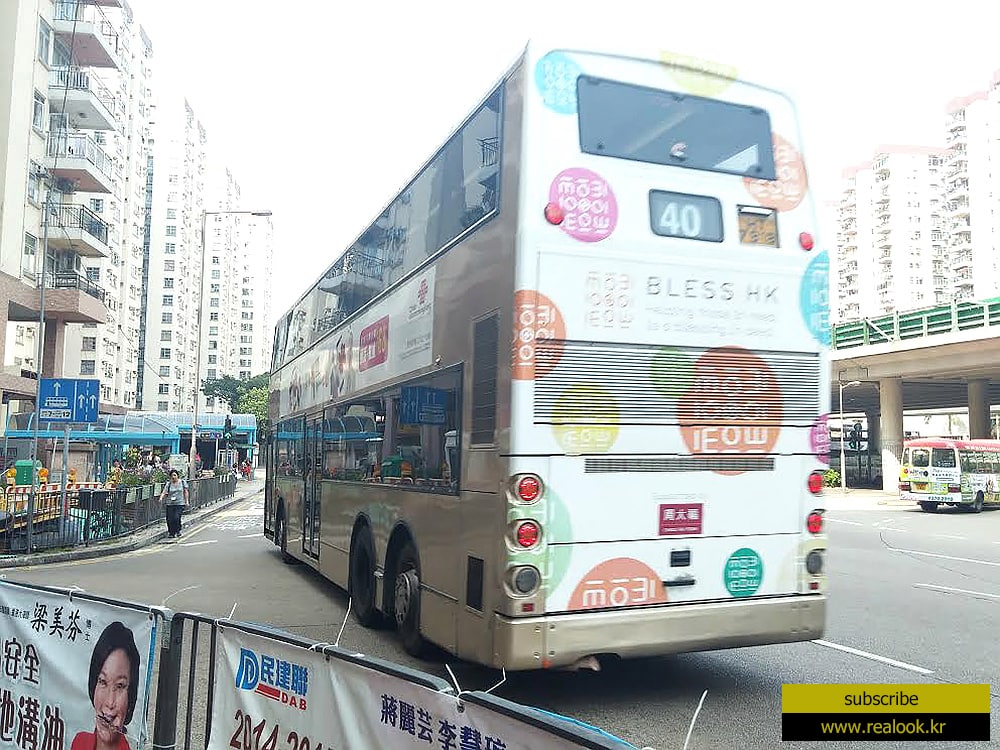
(393, 540), (428, 657)
(919, 501), (938, 512)
(349, 530), (382, 628)
(276, 509), (294, 564)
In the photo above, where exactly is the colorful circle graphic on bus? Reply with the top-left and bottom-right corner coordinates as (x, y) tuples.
(650, 346), (697, 399)
(743, 134), (807, 212)
(800, 250), (830, 345)
(568, 557), (667, 611)
(811, 413), (831, 465)
(552, 383), (620, 454)
(677, 346), (782, 474)
(724, 547), (763, 597)
(512, 290), (566, 380)
(659, 51), (738, 98)
(535, 51), (582, 114)
(548, 168), (618, 243)
(544, 489), (574, 590)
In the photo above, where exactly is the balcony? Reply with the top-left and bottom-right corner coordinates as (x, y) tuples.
(48, 67), (117, 131)
(0, 270), (107, 327)
(46, 131), (116, 194)
(45, 204), (111, 258)
(52, 1), (120, 69)
(44, 271), (106, 303)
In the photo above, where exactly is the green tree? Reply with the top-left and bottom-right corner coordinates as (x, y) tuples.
(201, 375), (246, 412)
(237, 386), (269, 435)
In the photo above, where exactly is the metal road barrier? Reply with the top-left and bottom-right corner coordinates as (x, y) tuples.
(833, 296), (1000, 350)
(0, 475), (238, 555)
(0, 579), (636, 750)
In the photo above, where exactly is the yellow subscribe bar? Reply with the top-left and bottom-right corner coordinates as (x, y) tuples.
(782, 683), (991, 714)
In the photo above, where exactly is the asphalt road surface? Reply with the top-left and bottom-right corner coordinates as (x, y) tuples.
(8, 489), (999, 749)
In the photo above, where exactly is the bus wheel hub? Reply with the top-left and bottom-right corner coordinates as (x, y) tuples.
(395, 570), (417, 626)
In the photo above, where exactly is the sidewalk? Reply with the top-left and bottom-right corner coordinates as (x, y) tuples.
(0, 478), (264, 568)
(823, 486), (914, 511)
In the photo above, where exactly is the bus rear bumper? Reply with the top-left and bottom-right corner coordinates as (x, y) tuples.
(491, 594), (825, 670)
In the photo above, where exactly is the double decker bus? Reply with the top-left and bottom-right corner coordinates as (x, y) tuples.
(265, 40), (830, 670)
(900, 437), (1000, 512)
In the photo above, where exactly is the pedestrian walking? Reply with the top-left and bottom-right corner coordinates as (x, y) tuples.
(160, 469), (189, 538)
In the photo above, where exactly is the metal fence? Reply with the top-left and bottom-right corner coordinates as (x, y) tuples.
(0, 475), (237, 554)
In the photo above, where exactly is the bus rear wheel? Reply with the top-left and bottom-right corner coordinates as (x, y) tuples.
(919, 502), (938, 512)
(393, 541), (428, 657)
(349, 532), (381, 628)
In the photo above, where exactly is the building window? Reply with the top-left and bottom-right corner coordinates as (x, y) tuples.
(158, 366), (170, 377)
(32, 91), (45, 132)
(82, 337), (97, 352)
(165, 243), (176, 254)
(160, 348), (171, 359)
(211, 270), (220, 280)
(207, 369), (217, 379)
(80, 360), (96, 375)
(27, 163), (42, 204)
(240, 371), (251, 380)
(162, 295), (173, 306)
(90, 198), (104, 213)
(167, 192), (177, 202)
(161, 330), (172, 341)
(166, 208), (177, 219)
(209, 326), (218, 336)
(164, 260), (175, 271)
(161, 312), (172, 324)
(210, 283), (220, 293)
(163, 278), (174, 289)
(86, 267), (100, 282)
(208, 341), (218, 350)
(165, 226), (177, 236)
(37, 19), (51, 65)
(209, 312), (219, 321)
(210, 298), (219, 308)
(158, 401), (169, 411)
(212, 256), (219, 265)
(158, 384), (169, 395)
(206, 397), (215, 407)
(208, 355), (217, 364)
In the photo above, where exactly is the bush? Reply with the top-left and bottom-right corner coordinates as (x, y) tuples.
(823, 469), (841, 488)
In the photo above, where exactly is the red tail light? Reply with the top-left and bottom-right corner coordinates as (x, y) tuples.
(899, 482), (911, 491)
(807, 471), (824, 494)
(799, 232), (815, 251)
(807, 511), (824, 534)
(516, 475), (542, 502)
(516, 521), (540, 548)
(544, 202), (565, 225)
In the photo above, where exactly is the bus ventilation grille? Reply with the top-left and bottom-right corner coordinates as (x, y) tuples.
(585, 456), (776, 473)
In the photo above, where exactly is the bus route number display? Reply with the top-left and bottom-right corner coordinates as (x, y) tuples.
(649, 190), (723, 242)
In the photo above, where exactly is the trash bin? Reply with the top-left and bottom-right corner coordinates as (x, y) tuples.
(14, 460), (34, 486)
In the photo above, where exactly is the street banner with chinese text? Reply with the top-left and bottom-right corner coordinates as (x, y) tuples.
(0, 581), (157, 750)
(210, 624), (628, 750)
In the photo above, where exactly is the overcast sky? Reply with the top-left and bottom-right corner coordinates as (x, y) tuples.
(129, 0), (1000, 315)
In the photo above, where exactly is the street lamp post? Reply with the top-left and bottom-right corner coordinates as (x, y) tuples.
(188, 209), (272, 480)
(839, 380), (862, 491)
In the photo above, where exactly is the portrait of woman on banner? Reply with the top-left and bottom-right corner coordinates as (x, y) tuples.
(71, 621), (141, 750)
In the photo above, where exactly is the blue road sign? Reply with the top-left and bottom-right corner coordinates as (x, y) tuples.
(38, 378), (100, 423)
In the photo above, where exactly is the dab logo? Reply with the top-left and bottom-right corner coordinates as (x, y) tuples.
(236, 647), (309, 710)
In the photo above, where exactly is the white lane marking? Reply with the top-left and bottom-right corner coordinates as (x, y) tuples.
(238, 532), (261, 538)
(826, 518), (864, 526)
(162, 584), (200, 606)
(931, 534), (966, 540)
(914, 583), (1000, 601)
(888, 547), (1000, 567)
(812, 640), (934, 675)
(179, 539), (218, 547)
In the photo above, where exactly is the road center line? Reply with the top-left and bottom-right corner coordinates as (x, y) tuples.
(826, 519), (863, 526)
(887, 547), (1000, 567)
(812, 639), (934, 675)
(179, 539), (218, 547)
(914, 583), (1000, 601)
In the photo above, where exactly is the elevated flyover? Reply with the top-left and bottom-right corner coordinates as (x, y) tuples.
(831, 297), (1000, 491)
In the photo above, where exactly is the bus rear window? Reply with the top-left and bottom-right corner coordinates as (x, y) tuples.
(911, 448), (957, 468)
(577, 75), (776, 180)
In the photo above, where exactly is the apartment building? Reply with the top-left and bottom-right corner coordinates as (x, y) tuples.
(0, 0), (125, 423)
(198, 169), (274, 415)
(834, 146), (947, 322)
(61, 1), (154, 412)
(137, 91), (207, 412)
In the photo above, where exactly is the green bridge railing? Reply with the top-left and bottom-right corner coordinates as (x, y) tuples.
(833, 296), (1000, 350)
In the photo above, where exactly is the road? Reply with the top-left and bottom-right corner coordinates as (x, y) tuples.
(7, 488), (999, 750)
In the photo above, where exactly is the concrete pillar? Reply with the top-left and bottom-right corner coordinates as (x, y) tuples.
(42, 319), (65, 378)
(879, 377), (904, 493)
(865, 410), (880, 454)
(967, 379), (991, 439)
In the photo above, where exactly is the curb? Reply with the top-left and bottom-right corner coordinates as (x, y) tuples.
(0, 485), (262, 569)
